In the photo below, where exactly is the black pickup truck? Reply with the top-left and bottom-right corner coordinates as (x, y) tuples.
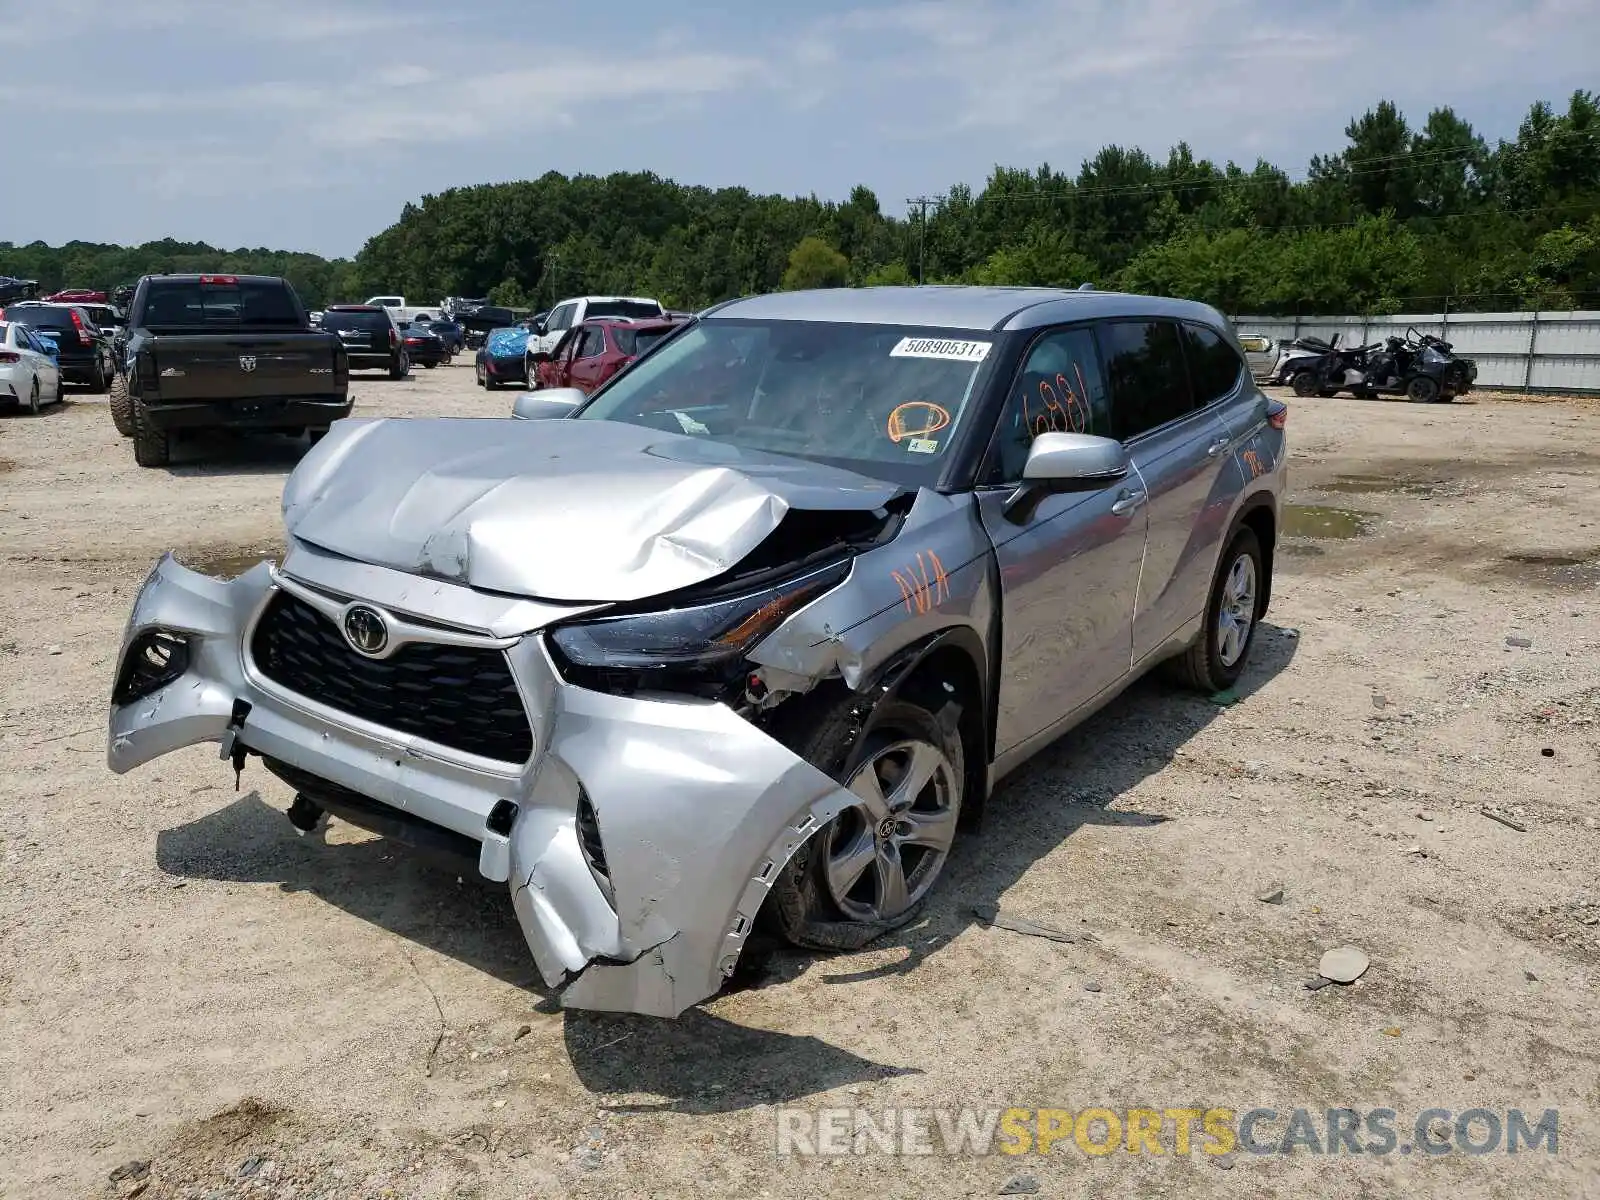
(111, 274), (350, 467)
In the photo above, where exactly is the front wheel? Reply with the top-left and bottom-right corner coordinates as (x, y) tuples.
(1406, 376), (1440, 403)
(1291, 371), (1321, 398)
(765, 696), (964, 951)
(1167, 527), (1264, 693)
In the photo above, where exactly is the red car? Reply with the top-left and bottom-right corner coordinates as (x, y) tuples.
(43, 289), (108, 304)
(531, 317), (684, 394)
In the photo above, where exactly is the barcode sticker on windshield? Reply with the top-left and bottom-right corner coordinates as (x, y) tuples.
(890, 337), (992, 362)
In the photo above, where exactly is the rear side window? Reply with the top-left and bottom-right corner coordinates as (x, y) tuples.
(989, 326), (1111, 481)
(1098, 320), (1194, 441)
(613, 326), (672, 356)
(141, 279), (302, 329)
(1182, 322), (1244, 406)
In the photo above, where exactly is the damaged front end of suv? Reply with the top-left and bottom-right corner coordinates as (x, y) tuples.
(108, 405), (997, 1017)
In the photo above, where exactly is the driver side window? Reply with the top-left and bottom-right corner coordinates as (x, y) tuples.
(548, 303), (576, 332)
(988, 327), (1110, 482)
(578, 327), (606, 358)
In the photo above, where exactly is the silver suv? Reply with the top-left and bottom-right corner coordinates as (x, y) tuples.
(108, 286), (1286, 1017)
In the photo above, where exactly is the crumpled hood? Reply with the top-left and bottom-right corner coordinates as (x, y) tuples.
(281, 417), (904, 602)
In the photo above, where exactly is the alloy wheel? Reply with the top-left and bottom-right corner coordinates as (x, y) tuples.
(1217, 552), (1257, 668)
(825, 739), (959, 923)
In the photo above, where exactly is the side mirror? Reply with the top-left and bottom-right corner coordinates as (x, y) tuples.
(511, 387), (586, 420)
(529, 350), (551, 364)
(532, 320), (547, 336)
(1003, 432), (1130, 524)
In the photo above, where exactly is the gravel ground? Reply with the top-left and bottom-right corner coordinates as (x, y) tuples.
(2, 367), (1598, 1199)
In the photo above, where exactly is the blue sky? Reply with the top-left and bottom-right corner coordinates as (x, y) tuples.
(3, 0), (1596, 259)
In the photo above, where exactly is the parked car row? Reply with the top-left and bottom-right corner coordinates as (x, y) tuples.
(0, 299), (118, 395)
(0, 317), (66, 413)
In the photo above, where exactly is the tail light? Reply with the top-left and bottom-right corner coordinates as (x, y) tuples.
(1267, 399), (1288, 430)
(0, 351), (19, 364)
(404, 337), (421, 345)
(70, 308), (92, 346)
(198, 275), (237, 285)
(389, 327), (398, 349)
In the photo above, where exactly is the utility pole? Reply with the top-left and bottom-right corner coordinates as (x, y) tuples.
(906, 195), (940, 285)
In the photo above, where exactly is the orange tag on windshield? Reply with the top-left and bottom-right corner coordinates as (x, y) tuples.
(887, 401), (951, 443)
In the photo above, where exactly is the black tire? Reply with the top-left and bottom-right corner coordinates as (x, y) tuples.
(1291, 371), (1320, 398)
(764, 695), (965, 951)
(475, 363), (486, 388)
(1406, 376), (1439, 404)
(88, 360), (107, 395)
(389, 355), (408, 381)
(27, 378), (41, 415)
(130, 397), (172, 467)
(1167, 526), (1264, 693)
(108, 371), (134, 436)
(422, 361), (436, 369)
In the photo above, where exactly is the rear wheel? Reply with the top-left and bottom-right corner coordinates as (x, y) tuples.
(108, 372), (134, 436)
(1167, 527), (1264, 693)
(474, 363), (486, 388)
(766, 696), (964, 950)
(89, 360), (107, 394)
(130, 398), (172, 468)
(1406, 376), (1440, 403)
(27, 378), (41, 415)
(1291, 371), (1321, 398)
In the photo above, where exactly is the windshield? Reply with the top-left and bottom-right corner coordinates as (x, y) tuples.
(585, 300), (662, 320)
(577, 318), (995, 483)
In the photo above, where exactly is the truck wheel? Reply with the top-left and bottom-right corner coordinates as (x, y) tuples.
(131, 398), (172, 468)
(108, 372), (134, 436)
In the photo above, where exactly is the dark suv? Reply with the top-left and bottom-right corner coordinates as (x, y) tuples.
(320, 305), (411, 378)
(0, 302), (114, 391)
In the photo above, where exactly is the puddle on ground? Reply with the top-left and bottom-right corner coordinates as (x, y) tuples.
(1280, 542), (1327, 557)
(1499, 551), (1600, 590)
(0, 459), (13, 474)
(1315, 474), (1443, 497)
(175, 545), (284, 578)
(1283, 505), (1373, 540)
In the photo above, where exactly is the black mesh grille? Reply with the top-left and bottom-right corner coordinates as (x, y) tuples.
(250, 590), (533, 763)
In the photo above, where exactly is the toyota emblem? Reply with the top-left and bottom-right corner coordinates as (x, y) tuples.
(342, 605), (388, 655)
(239, 355), (257, 372)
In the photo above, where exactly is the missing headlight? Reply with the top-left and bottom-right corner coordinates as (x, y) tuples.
(112, 630), (191, 706)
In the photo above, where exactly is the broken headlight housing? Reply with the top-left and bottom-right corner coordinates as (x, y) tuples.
(546, 558), (850, 697)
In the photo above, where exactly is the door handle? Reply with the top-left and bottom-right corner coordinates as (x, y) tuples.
(1111, 489), (1147, 516)
(1206, 436), (1230, 457)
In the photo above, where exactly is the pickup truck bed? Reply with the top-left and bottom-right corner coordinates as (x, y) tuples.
(119, 274), (350, 467)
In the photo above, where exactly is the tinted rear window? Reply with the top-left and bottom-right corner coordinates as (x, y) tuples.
(322, 310), (390, 332)
(3, 305), (73, 329)
(613, 327), (674, 356)
(586, 300), (661, 320)
(1182, 322), (1244, 405)
(140, 279), (302, 329)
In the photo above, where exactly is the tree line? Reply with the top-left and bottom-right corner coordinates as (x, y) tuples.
(5, 91), (1598, 316)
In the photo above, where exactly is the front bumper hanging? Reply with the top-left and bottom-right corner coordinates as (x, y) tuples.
(108, 553), (856, 1017)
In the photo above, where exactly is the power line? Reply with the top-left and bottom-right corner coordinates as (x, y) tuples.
(906, 195), (939, 284)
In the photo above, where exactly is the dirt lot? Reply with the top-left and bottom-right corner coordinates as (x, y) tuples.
(2, 366), (1598, 1199)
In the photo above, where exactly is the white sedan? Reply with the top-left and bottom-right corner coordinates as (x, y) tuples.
(0, 320), (64, 414)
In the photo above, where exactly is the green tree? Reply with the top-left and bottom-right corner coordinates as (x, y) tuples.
(781, 236), (850, 290)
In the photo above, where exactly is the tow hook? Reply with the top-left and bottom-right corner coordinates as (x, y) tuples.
(287, 793), (325, 834)
(218, 699), (253, 790)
